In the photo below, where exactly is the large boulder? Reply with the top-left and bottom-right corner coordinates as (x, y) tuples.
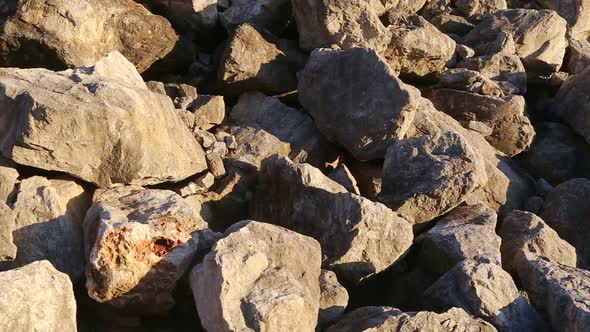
(253, 155), (413, 283)
(298, 47), (428, 161)
(464, 9), (568, 72)
(326, 306), (497, 332)
(0, 51), (207, 187)
(0, 202), (16, 261)
(0, 176), (89, 280)
(318, 269), (349, 329)
(379, 131), (488, 224)
(0, 0), (178, 72)
(551, 66), (590, 144)
(191, 220), (322, 332)
(457, 53), (527, 95)
(0, 260), (77, 332)
(536, 0), (590, 39)
(84, 186), (219, 313)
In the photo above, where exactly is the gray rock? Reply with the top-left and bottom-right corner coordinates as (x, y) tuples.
(139, 0), (219, 33)
(0, 157), (18, 202)
(0, 51), (207, 187)
(0, 202), (16, 261)
(551, 65), (590, 144)
(328, 164), (360, 195)
(0, 260), (77, 332)
(253, 155), (413, 284)
(220, 0), (291, 33)
(191, 220), (321, 332)
(439, 68), (504, 97)
(566, 38), (590, 74)
(536, 0), (590, 39)
(318, 269), (349, 329)
(457, 53), (527, 95)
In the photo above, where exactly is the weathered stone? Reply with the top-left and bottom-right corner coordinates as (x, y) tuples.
(415, 204), (501, 277)
(347, 160), (383, 201)
(464, 9), (568, 72)
(195, 129), (217, 149)
(142, 0), (219, 33)
(423, 257), (548, 331)
(253, 155), (413, 283)
(0, 157), (18, 202)
(455, 0), (507, 17)
(0, 176), (89, 280)
(426, 89), (534, 156)
(439, 69), (504, 96)
(291, 0), (389, 51)
(0, 260), (77, 332)
(218, 24), (303, 96)
(551, 66), (590, 144)
(328, 164), (360, 195)
(326, 306), (497, 332)
(0, 202), (16, 261)
(379, 131), (488, 224)
(0, 52), (207, 187)
(457, 44), (476, 60)
(537, 0), (590, 39)
(191, 220), (321, 332)
(384, 15), (456, 79)
(188, 95), (225, 130)
(84, 186), (219, 313)
(540, 178), (590, 267)
(220, 0), (291, 33)
(566, 38), (590, 74)
(429, 12), (475, 36)
(500, 210), (577, 276)
(318, 269), (349, 329)
(298, 48), (425, 161)
(179, 172), (216, 197)
(457, 53), (527, 95)
(0, 0), (178, 73)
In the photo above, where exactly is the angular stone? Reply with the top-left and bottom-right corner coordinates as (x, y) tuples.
(455, 0), (507, 17)
(298, 48), (425, 161)
(0, 52), (207, 187)
(328, 164), (360, 195)
(220, 0), (291, 33)
(84, 186), (219, 313)
(318, 269), (349, 329)
(551, 66), (590, 144)
(429, 12), (475, 36)
(500, 210), (577, 276)
(457, 53), (527, 95)
(0, 261), (77, 332)
(253, 155), (413, 283)
(0, 202), (16, 261)
(380, 131), (488, 224)
(0, 0), (178, 73)
(566, 38), (590, 74)
(188, 95), (225, 130)
(0, 157), (18, 202)
(537, 0), (590, 39)
(191, 220), (321, 332)
(142, 0), (219, 33)
(439, 69), (504, 97)
(0, 176), (89, 280)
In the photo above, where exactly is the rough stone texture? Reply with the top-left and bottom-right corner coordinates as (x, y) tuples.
(191, 220), (321, 332)
(141, 0), (219, 33)
(0, 176), (89, 280)
(566, 38), (590, 74)
(380, 131), (488, 224)
(188, 95), (225, 130)
(500, 210), (577, 275)
(515, 254), (590, 332)
(551, 66), (590, 144)
(318, 269), (349, 329)
(326, 306), (497, 332)
(415, 204), (501, 277)
(328, 164), (360, 195)
(291, 0), (389, 51)
(298, 47), (428, 161)
(218, 24), (304, 96)
(540, 178), (590, 267)
(537, 0), (590, 39)
(455, 0), (507, 17)
(84, 186), (219, 313)
(0, 52), (207, 187)
(0, 157), (18, 202)
(430, 12), (475, 36)
(0, 0), (178, 73)
(0, 260), (77, 332)
(0, 202), (16, 261)
(423, 257), (547, 331)
(384, 15), (456, 79)
(464, 9), (568, 72)
(220, 0), (291, 33)
(426, 89), (534, 156)
(457, 53), (527, 95)
(253, 155), (413, 284)
(439, 68), (504, 97)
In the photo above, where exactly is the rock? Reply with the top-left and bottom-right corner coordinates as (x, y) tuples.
(464, 9), (568, 72)
(0, 0), (178, 73)
(0, 176), (89, 280)
(326, 306), (497, 332)
(457, 44), (476, 59)
(0, 202), (16, 261)
(540, 178), (590, 267)
(0, 51), (207, 187)
(500, 210), (577, 276)
(0, 157), (18, 202)
(298, 47), (425, 161)
(566, 38), (590, 74)
(328, 164), (360, 195)
(426, 89), (534, 156)
(551, 65), (590, 144)
(188, 95), (225, 130)
(379, 131), (488, 224)
(291, 0), (389, 51)
(220, 0), (291, 33)
(536, 0), (590, 39)
(457, 53), (527, 95)
(207, 153), (227, 179)
(195, 130), (217, 149)
(439, 69), (504, 96)
(253, 155), (413, 283)
(318, 269), (349, 329)
(515, 254), (590, 331)
(0, 260), (77, 332)
(84, 186), (219, 313)
(524, 196), (545, 214)
(207, 141), (229, 157)
(455, 0), (507, 17)
(142, 0), (219, 33)
(429, 12), (475, 36)
(383, 15), (456, 79)
(347, 160), (383, 201)
(179, 172), (216, 197)
(218, 24), (303, 96)
(415, 204), (501, 277)
(423, 257), (548, 331)
(191, 220), (321, 332)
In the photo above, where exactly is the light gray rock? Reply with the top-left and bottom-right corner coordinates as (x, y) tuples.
(0, 157), (18, 202)
(457, 53), (527, 95)
(379, 131), (488, 224)
(439, 68), (504, 97)
(189, 95), (225, 130)
(84, 186), (219, 313)
(0, 260), (77, 332)
(220, 0), (291, 33)
(318, 269), (349, 329)
(455, 0), (507, 17)
(191, 220), (321, 332)
(566, 38), (590, 74)
(0, 51), (207, 187)
(0, 202), (16, 261)
(253, 155), (413, 284)
(551, 66), (590, 144)
(142, 0), (219, 32)
(536, 0), (590, 39)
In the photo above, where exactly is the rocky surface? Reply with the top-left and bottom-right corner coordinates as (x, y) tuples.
(318, 269), (348, 329)
(0, 202), (17, 261)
